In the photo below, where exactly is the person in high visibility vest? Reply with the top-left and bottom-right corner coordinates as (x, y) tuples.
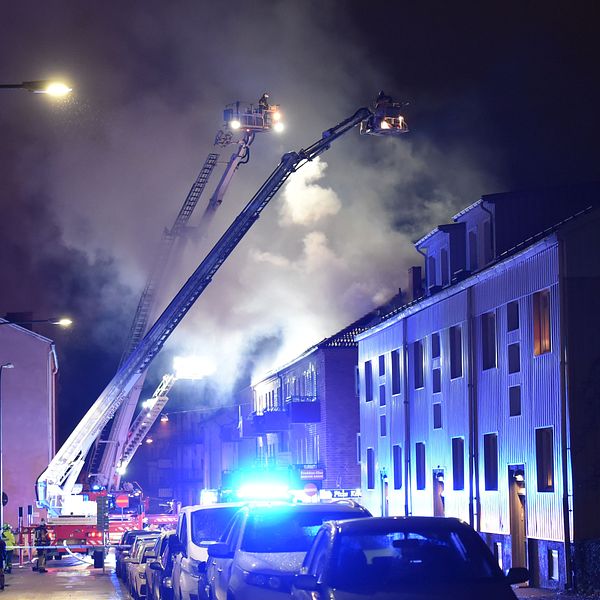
(1, 524), (15, 573)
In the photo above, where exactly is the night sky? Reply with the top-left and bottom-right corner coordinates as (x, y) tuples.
(1, 1), (599, 446)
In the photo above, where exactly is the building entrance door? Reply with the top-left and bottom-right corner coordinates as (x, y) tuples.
(508, 465), (527, 569)
(433, 469), (445, 516)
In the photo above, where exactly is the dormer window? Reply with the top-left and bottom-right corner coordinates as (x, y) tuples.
(428, 256), (436, 288)
(468, 230), (478, 271)
(441, 248), (449, 286)
(483, 220), (493, 264)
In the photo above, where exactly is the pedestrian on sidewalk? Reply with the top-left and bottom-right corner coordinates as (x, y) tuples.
(33, 520), (50, 573)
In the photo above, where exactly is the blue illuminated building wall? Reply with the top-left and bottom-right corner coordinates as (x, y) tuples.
(357, 183), (600, 591)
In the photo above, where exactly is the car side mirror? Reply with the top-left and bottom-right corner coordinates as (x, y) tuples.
(207, 542), (234, 559)
(171, 538), (185, 555)
(149, 561), (163, 571)
(506, 567), (529, 585)
(293, 573), (319, 591)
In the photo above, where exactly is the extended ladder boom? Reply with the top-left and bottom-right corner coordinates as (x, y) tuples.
(37, 97), (407, 515)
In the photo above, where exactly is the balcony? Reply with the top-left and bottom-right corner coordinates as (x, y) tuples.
(286, 395), (321, 423)
(238, 396), (321, 438)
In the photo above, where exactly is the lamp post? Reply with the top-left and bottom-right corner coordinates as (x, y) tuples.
(0, 80), (72, 97)
(0, 363), (15, 531)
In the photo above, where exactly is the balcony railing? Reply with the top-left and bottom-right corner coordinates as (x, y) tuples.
(238, 395), (321, 437)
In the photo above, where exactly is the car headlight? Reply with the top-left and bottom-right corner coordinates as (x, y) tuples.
(242, 569), (289, 591)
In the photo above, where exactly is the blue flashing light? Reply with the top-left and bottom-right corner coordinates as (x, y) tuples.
(237, 482), (290, 501)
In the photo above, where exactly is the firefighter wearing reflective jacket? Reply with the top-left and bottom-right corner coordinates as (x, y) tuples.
(2, 524), (15, 573)
(33, 520), (50, 573)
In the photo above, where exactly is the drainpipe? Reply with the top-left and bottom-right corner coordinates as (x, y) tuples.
(402, 318), (412, 516)
(467, 286), (480, 530)
(557, 238), (574, 589)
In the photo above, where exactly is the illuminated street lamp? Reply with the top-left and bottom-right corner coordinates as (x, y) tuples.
(0, 363), (15, 531)
(0, 80), (72, 96)
(0, 317), (73, 327)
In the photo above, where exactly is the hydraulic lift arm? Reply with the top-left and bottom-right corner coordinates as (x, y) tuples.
(37, 95), (407, 515)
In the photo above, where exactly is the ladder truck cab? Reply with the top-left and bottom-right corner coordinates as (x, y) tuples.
(36, 93), (407, 562)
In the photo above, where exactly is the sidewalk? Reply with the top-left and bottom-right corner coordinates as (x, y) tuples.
(0, 555), (128, 599)
(515, 586), (600, 600)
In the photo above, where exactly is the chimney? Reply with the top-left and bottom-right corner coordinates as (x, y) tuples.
(408, 266), (423, 302)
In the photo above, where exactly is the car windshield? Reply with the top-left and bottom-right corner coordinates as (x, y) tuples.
(329, 526), (502, 592)
(191, 506), (240, 545)
(242, 510), (359, 553)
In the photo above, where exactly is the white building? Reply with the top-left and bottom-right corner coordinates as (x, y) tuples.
(357, 183), (600, 591)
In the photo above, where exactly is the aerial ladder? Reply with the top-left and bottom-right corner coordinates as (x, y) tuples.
(87, 98), (284, 492)
(36, 93), (407, 519)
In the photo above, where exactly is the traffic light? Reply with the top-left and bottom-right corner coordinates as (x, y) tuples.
(96, 496), (109, 531)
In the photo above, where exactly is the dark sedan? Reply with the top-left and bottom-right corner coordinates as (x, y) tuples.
(292, 516), (529, 599)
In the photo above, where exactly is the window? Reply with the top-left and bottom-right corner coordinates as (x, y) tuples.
(380, 415), (387, 437)
(365, 361), (373, 402)
(431, 332), (441, 359)
(483, 220), (493, 264)
(428, 256), (436, 288)
(469, 230), (478, 271)
(413, 340), (424, 389)
(356, 433), (361, 464)
(508, 343), (520, 373)
(379, 384), (386, 406)
(441, 248), (449, 286)
(507, 301), (519, 332)
(393, 445), (402, 489)
(415, 443), (426, 490)
(483, 433), (498, 490)
(391, 349), (401, 395)
(452, 437), (465, 490)
(354, 365), (360, 397)
(449, 325), (463, 378)
(367, 448), (375, 489)
(433, 403), (442, 429)
(549, 549), (559, 581)
(533, 289), (551, 355)
(536, 427), (554, 492)
(432, 368), (441, 393)
(481, 312), (497, 370)
(509, 385), (521, 416)
(378, 354), (386, 376)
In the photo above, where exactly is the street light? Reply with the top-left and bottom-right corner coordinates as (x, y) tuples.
(0, 80), (72, 97)
(0, 317), (73, 327)
(0, 363), (15, 531)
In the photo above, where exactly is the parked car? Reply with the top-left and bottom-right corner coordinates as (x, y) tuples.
(125, 533), (161, 599)
(116, 529), (147, 579)
(146, 530), (178, 600)
(171, 502), (245, 600)
(291, 516), (530, 599)
(206, 501), (372, 600)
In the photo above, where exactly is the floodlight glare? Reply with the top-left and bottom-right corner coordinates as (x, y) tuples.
(230, 119), (241, 130)
(173, 355), (216, 380)
(273, 122), (284, 133)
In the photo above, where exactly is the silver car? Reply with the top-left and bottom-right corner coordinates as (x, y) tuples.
(206, 502), (371, 600)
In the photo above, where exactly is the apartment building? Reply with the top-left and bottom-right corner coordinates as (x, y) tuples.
(356, 183), (600, 591)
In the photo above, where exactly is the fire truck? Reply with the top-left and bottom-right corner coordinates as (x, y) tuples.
(34, 93), (407, 560)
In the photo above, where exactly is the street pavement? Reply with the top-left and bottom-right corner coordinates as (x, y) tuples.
(0, 553), (596, 600)
(0, 554), (129, 599)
